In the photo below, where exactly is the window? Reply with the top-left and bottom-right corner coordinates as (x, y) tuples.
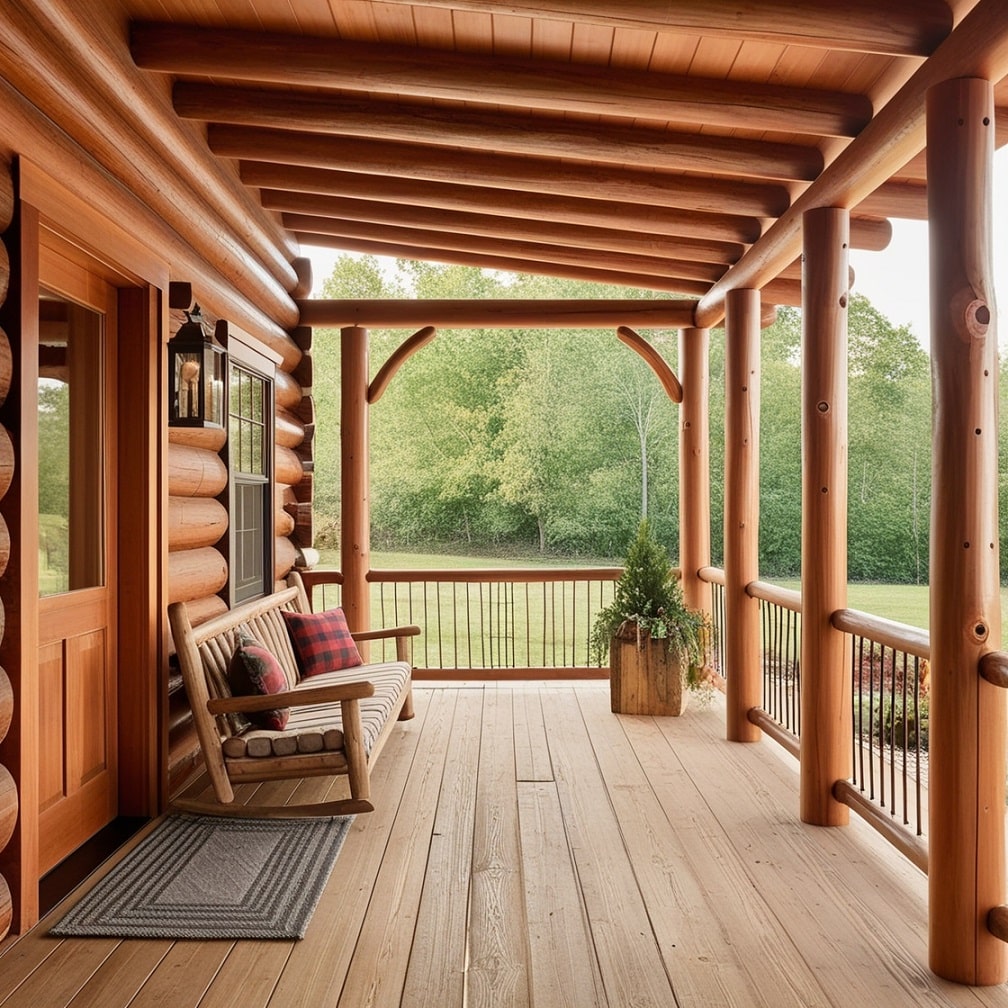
(228, 358), (273, 603)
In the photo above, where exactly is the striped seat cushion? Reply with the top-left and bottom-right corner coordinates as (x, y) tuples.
(221, 661), (411, 759)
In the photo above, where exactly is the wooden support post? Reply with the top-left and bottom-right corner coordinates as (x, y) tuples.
(723, 290), (761, 742)
(340, 327), (371, 642)
(678, 327), (710, 616)
(926, 77), (1006, 986)
(799, 206), (851, 826)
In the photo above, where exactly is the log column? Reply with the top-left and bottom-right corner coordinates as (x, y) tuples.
(926, 77), (1006, 986)
(799, 206), (850, 826)
(678, 326), (710, 616)
(341, 327), (370, 637)
(723, 290), (762, 742)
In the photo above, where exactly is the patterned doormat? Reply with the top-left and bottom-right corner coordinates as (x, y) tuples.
(49, 813), (353, 940)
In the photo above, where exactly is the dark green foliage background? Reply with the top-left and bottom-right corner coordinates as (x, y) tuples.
(312, 255), (997, 582)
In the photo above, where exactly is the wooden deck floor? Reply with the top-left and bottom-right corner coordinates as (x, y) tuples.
(4, 682), (1008, 1007)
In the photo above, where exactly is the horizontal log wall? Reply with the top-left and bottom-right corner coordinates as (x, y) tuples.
(166, 290), (314, 787)
(0, 161), (16, 939)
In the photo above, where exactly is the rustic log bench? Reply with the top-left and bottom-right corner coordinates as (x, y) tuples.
(167, 573), (419, 818)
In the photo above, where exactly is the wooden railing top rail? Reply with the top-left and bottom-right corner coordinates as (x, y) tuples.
(747, 579), (801, 611)
(698, 565), (726, 586)
(302, 565), (623, 585)
(369, 567), (623, 584)
(832, 607), (930, 660)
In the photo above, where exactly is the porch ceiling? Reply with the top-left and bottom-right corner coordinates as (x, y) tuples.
(125, 0), (1008, 326)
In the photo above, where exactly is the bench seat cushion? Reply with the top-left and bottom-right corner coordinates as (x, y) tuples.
(220, 660), (411, 759)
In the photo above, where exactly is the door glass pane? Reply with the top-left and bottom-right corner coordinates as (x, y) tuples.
(38, 292), (105, 596)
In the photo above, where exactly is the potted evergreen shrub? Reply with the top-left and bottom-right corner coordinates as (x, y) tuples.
(590, 520), (710, 715)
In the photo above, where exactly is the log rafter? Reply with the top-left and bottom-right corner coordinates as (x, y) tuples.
(242, 162), (767, 246)
(174, 82), (824, 182)
(265, 191), (746, 264)
(131, 22), (873, 139)
(210, 125), (792, 220)
(282, 213), (728, 284)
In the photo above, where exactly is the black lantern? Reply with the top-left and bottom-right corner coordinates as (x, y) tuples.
(167, 305), (226, 428)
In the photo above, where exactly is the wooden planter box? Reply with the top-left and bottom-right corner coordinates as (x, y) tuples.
(609, 626), (688, 716)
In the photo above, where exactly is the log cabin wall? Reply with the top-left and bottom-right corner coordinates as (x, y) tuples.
(0, 162), (16, 938)
(0, 7), (312, 934)
(165, 297), (314, 795)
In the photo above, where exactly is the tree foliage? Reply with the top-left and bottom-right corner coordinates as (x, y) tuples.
(312, 256), (967, 583)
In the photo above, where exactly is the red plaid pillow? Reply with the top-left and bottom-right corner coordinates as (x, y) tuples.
(228, 629), (290, 731)
(282, 607), (363, 679)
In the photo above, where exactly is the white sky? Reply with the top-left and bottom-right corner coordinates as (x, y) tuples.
(304, 147), (1008, 352)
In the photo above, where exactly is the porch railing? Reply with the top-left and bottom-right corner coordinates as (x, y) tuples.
(299, 566), (618, 678)
(700, 567), (930, 871)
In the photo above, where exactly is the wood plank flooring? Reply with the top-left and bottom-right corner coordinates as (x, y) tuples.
(4, 682), (1008, 1007)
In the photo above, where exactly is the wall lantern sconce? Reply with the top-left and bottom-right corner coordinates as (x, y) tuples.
(167, 304), (226, 428)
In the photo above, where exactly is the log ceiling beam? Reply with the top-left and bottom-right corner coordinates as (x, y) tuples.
(856, 180), (929, 220)
(292, 230), (712, 296)
(297, 299), (702, 330)
(240, 161), (765, 246)
(285, 214), (727, 284)
(249, 164), (892, 254)
(174, 83), (824, 182)
(365, 0), (953, 57)
(695, 0), (1008, 328)
(262, 192), (745, 265)
(210, 125), (792, 219)
(131, 22), (872, 138)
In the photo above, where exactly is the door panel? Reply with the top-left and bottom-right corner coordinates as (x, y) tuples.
(36, 245), (118, 874)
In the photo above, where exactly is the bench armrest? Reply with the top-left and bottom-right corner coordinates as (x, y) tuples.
(350, 624), (420, 662)
(207, 679), (375, 716)
(350, 625), (421, 642)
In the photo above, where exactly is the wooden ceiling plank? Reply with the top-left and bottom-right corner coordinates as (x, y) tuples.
(282, 212), (728, 282)
(240, 160), (765, 244)
(260, 189), (745, 262)
(489, 11), (533, 57)
(297, 297), (701, 330)
(130, 22), (873, 137)
(357, 1), (954, 57)
(210, 123), (792, 217)
(695, 0), (1008, 328)
(529, 14), (573, 62)
(174, 82), (824, 181)
(293, 229), (711, 295)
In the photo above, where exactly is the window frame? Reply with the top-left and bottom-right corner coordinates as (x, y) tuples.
(223, 331), (278, 605)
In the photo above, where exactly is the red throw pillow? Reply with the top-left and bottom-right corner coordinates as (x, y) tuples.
(228, 629), (290, 731)
(282, 607), (363, 679)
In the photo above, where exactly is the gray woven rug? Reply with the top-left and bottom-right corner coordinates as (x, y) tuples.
(50, 813), (353, 940)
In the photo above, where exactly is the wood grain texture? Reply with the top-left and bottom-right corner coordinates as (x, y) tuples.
(610, 633), (688, 717)
(167, 443), (229, 498)
(136, 22), (870, 136)
(678, 327), (711, 615)
(4, 684), (1007, 1006)
(723, 289), (762, 742)
(467, 688), (528, 1007)
(799, 207), (851, 825)
(925, 77), (1006, 986)
(167, 497), (228, 552)
(247, 162), (764, 246)
(167, 547), (228, 604)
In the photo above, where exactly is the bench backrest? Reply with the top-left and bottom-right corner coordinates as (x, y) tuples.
(169, 581), (310, 741)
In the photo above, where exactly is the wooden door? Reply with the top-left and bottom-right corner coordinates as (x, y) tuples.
(36, 246), (118, 874)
